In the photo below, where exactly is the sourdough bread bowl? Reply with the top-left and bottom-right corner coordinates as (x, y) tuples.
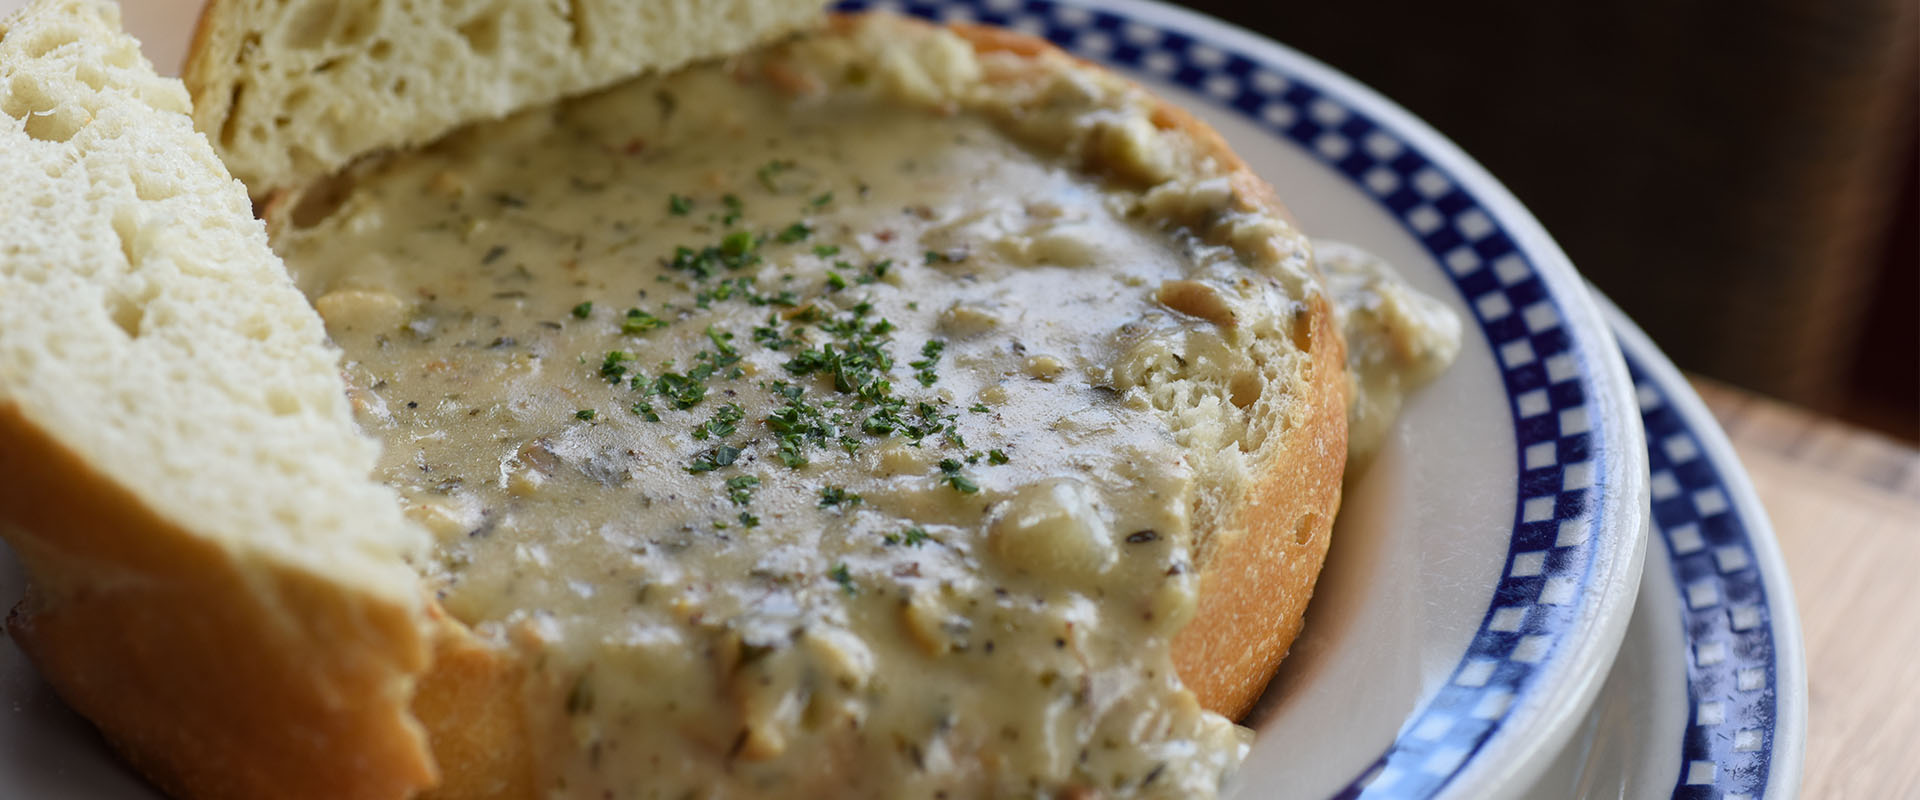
(0, 1), (1456, 797)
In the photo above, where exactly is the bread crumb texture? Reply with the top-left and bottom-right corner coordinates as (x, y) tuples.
(187, 0), (830, 197)
(1, 0), (424, 590)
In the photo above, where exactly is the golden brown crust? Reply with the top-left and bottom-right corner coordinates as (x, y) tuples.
(945, 18), (1349, 720)
(1172, 293), (1345, 717)
(412, 616), (535, 800)
(0, 403), (437, 800)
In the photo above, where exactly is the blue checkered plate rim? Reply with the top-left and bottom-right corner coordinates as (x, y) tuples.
(1610, 307), (1806, 800)
(834, 0), (1668, 797)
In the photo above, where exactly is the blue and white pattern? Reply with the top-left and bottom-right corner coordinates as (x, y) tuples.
(1631, 355), (1783, 799)
(836, 1), (1630, 797)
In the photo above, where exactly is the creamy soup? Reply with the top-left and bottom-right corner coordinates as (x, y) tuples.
(275, 25), (1455, 800)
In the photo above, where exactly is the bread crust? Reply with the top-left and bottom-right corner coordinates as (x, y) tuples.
(942, 20), (1348, 719)
(0, 404), (438, 800)
(411, 617), (535, 800)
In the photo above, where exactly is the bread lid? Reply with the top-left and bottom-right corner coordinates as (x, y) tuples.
(185, 0), (831, 199)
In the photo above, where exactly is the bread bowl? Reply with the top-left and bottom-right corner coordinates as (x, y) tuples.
(0, 1), (1458, 797)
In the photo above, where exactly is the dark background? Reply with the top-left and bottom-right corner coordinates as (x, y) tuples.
(1177, 0), (1918, 441)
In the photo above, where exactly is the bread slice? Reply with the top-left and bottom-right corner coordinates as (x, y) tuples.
(0, 2), (438, 798)
(184, 0), (830, 199)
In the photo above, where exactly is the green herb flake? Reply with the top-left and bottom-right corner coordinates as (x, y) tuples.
(570, 301), (593, 319)
(969, 402), (990, 413)
(777, 222), (811, 243)
(910, 339), (945, 387)
(725, 474), (760, 505)
(667, 194), (693, 215)
(818, 486), (863, 508)
(812, 244), (841, 257)
(738, 512), (761, 529)
(988, 449), (1010, 465)
(622, 308), (667, 334)
(705, 325), (738, 358)
(630, 401), (660, 422)
(686, 445), (742, 474)
(651, 371), (709, 409)
(938, 458), (980, 494)
(829, 562), (856, 595)
(810, 191), (833, 207)
(721, 230), (757, 258)
(599, 350), (636, 383)
(574, 409), (597, 421)
(694, 403), (745, 441)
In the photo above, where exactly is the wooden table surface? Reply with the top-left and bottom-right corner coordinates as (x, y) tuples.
(1689, 377), (1920, 798)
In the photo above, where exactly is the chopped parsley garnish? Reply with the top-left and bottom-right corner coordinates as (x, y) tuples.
(969, 402), (990, 413)
(810, 191), (833, 207)
(938, 458), (980, 494)
(738, 512), (760, 529)
(882, 526), (930, 547)
(686, 445), (741, 474)
(720, 230), (756, 258)
(754, 315), (802, 350)
(692, 276), (793, 309)
(857, 259), (892, 285)
(818, 486), (862, 508)
(724, 474), (759, 506)
(705, 325), (738, 358)
(721, 193), (744, 226)
(574, 408), (597, 421)
(650, 370), (709, 409)
(570, 301), (593, 319)
(622, 308), (667, 334)
(910, 339), (945, 387)
(600, 350), (637, 383)
(667, 194), (692, 215)
(765, 382), (835, 468)
(825, 270), (849, 292)
(694, 403), (744, 440)
(777, 222), (811, 243)
(812, 244), (841, 258)
(630, 401), (660, 422)
(988, 449), (1010, 464)
(829, 562), (856, 595)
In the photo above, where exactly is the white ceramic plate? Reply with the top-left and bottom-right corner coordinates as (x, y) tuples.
(0, 1), (1662, 798)
(1518, 302), (1807, 800)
